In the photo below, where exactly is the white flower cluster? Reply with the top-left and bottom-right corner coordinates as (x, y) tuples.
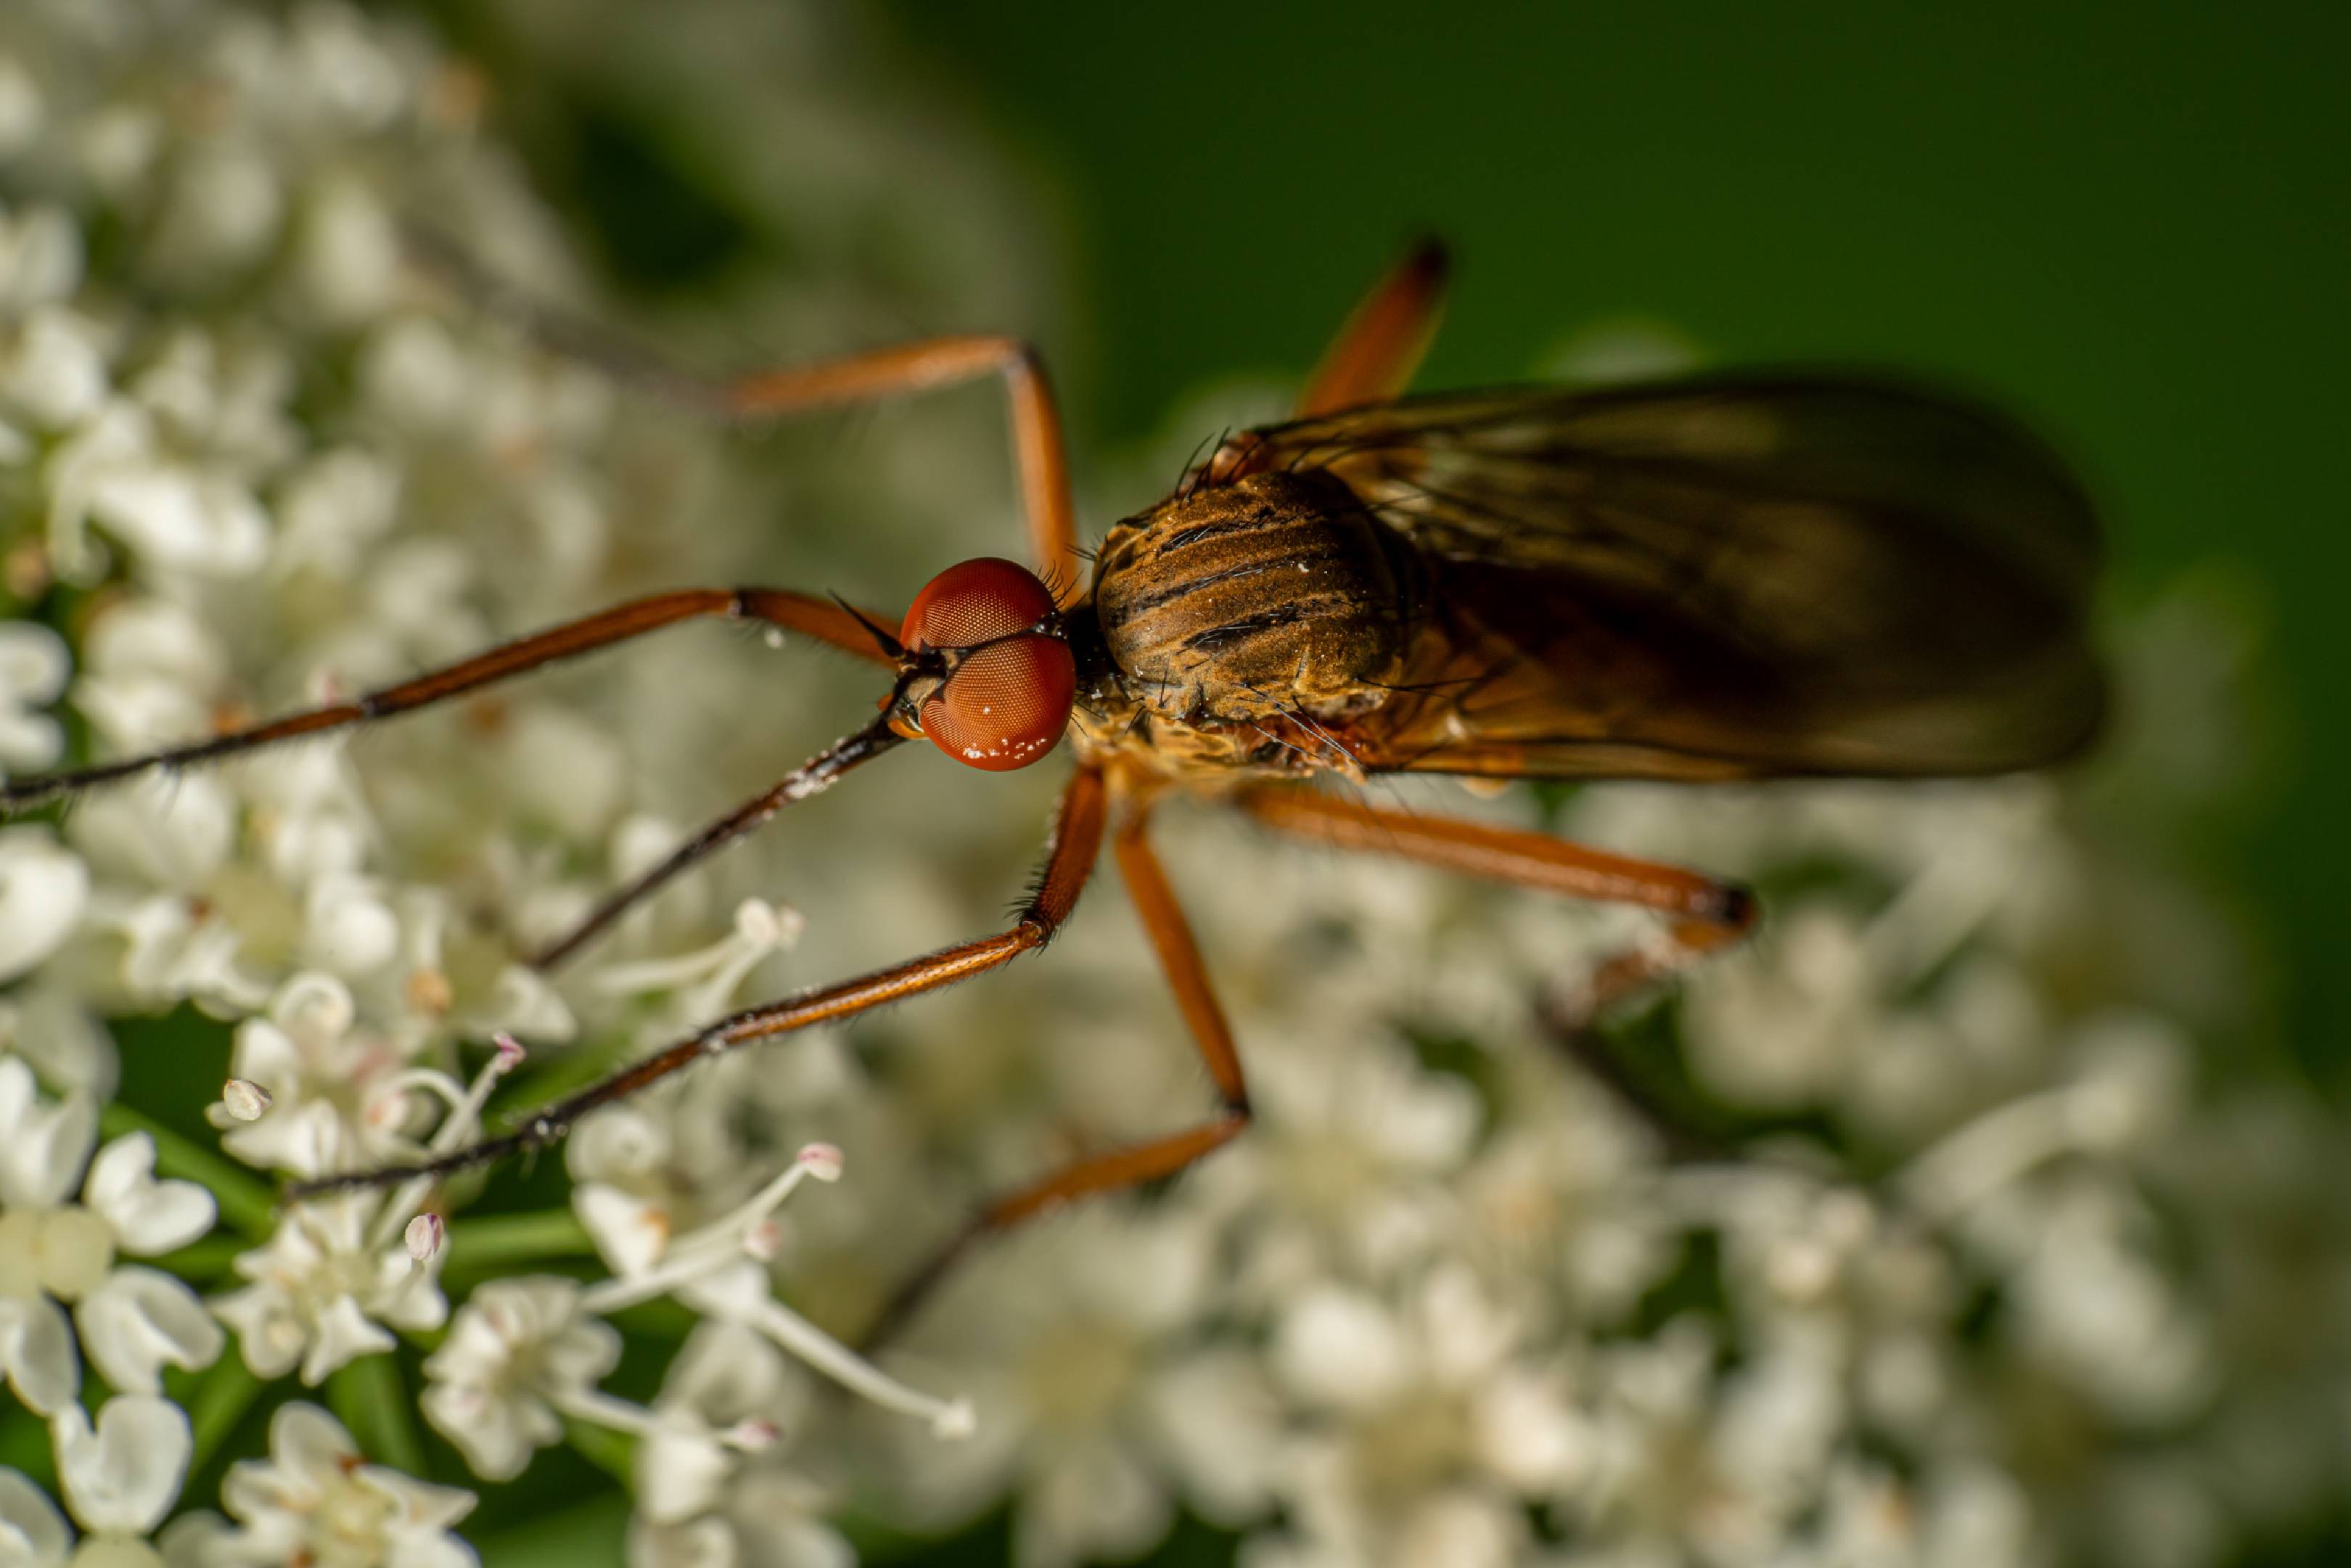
(0, 4), (2343, 1568)
(0, 1), (1025, 1564)
(844, 705), (2348, 1568)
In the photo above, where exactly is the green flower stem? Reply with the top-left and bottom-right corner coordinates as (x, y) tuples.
(475, 1491), (634, 1568)
(835, 1504), (945, 1566)
(149, 1234), (247, 1284)
(441, 1207), (596, 1274)
(329, 1353), (424, 1475)
(602, 1296), (702, 1342)
(562, 1414), (635, 1487)
(98, 1102), (278, 1241)
(186, 1355), (264, 1474)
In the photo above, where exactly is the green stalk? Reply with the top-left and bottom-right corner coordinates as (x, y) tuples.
(149, 1234), (247, 1284)
(328, 1353), (424, 1474)
(187, 1355), (266, 1474)
(562, 1415), (636, 1487)
(442, 1207), (596, 1275)
(473, 1491), (635, 1568)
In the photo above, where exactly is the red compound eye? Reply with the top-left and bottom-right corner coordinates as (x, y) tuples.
(919, 633), (1075, 771)
(900, 557), (1057, 652)
(900, 558), (1074, 771)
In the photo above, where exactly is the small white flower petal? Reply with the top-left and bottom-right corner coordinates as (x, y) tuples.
(0, 988), (118, 1102)
(0, 1294), (81, 1415)
(636, 1321), (791, 1525)
(269, 971), (358, 1048)
(225, 1019), (303, 1089)
(220, 1096), (344, 1180)
(83, 1134), (216, 1255)
(366, 1254), (448, 1335)
(1271, 1287), (1409, 1413)
(68, 776), (237, 896)
(628, 1514), (737, 1568)
(574, 1183), (670, 1277)
(223, 1404), (346, 1520)
(300, 876), (401, 977)
(157, 1510), (237, 1568)
(418, 1384), (534, 1483)
(0, 623), (69, 705)
(477, 963), (573, 1044)
(1146, 1350), (1283, 1524)
(0, 711), (61, 776)
(0, 60), (45, 158)
(4, 308), (108, 429)
(86, 466), (270, 577)
(636, 1424), (732, 1529)
(672, 1260), (771, 1321)
(52, 1395), (190, 1535)
(380, 1528), (481, 1568)
(1023, 1440), (1171, 1568)
(298, 1295), (396, 1385)
(0, 1057), (95, 1210)
(0, 1466), (73, 1567)
(212, 1281), (305, 1381)
(75, 1265), (224, 1394)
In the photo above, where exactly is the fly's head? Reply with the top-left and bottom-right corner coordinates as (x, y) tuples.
(879, 557), (1077, 772)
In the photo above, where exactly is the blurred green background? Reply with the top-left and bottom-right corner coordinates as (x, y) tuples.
(409, 0), (2349, 1084)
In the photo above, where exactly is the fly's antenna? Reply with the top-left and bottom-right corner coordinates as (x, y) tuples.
(832, 594), (906, 660)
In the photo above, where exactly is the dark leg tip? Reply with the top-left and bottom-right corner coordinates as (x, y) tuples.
(1707, 882), (1758, 930)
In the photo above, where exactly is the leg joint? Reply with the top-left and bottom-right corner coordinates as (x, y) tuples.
(1707, 881), (1759, 931)
(1005, 338), (1046, 380)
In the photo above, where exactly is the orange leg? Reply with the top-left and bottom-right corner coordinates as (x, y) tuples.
(723, 341), (1078, 600)
(859, 789), (1252, 1349)
(0, 588), (891, 812)
(1230, 781), (1757, 1024)
(403, 225), (1081, 599)
(290, 765), (1110, 1200)
(1294, 236), (1451, 416)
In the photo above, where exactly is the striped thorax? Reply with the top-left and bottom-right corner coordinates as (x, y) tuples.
(1091, 470), (1413, 729)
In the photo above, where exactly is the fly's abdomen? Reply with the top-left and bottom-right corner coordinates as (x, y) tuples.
(1093, 469), (1411, 723)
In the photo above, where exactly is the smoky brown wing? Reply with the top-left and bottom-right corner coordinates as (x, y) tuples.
(1207, 374), (2106, 780)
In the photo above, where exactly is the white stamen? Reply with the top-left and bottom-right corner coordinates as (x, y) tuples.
(665, 1153), (827, 1263)
(1898, 1082), (2120, 1220)
(737, 1290), (971, 1437)
(361, 1067), (469, 1122)
(731, 898), (783, 945)
(578, 1237), (749, 1315)
(554, 1385), (779, 1452)
(492, 1030), (527, 1072)
(366, 1032), (528, 1251)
